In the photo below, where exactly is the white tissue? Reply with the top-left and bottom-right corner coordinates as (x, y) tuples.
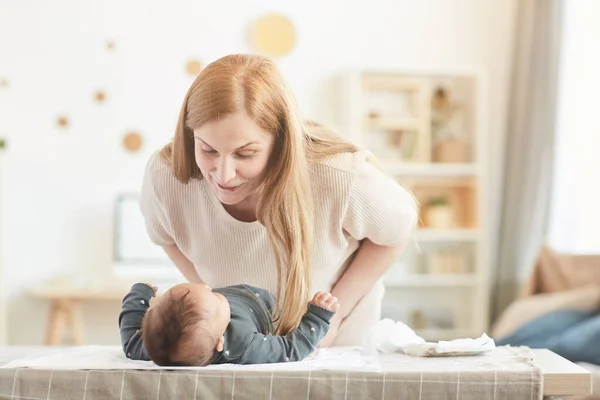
(363, 318), (495, 357)
(363, 318), (425, 354)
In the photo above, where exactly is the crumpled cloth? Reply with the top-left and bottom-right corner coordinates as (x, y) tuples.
(363, 318), (495, 357)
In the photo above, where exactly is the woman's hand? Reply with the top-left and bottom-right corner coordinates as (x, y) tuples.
(321, 239), (405, 347)
(310, 292), (341, 347)
(319, 313), (342, 347)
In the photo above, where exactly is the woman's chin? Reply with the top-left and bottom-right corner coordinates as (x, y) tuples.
(218, 196), (240, 205)
(215, 191), (245, 205)
(210, 182), (245, 204)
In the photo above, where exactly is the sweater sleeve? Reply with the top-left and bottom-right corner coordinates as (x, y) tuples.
(238, 304), (335, 364)
(139, 152), (175, 247)
(342, 154), (418, 246)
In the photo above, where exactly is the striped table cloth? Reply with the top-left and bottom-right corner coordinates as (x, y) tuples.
(0, 345), (542, 400)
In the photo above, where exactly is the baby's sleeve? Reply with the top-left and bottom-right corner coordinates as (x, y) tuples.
(118, 283), (154, 361)
(238, 304), (334, 364)
(139, 152), (175, 247)
(342, 154), (419, 246)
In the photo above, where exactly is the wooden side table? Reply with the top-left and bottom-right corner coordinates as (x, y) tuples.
(533, 348), (594, 399)
(29, 286), (127, 346)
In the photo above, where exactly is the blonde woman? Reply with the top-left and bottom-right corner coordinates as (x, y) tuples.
(140, 54), (418, 347)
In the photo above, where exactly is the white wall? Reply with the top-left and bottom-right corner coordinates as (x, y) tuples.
(0, 0), (517, 345)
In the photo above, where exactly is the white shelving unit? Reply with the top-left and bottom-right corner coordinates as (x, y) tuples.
(341, 69), (489, 341)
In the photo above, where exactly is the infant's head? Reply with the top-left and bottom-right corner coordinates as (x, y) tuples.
(142, 283), (230, 366)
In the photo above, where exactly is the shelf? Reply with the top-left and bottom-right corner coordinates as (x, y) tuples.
(345, 70), (488, 343)
(382, 163), (479, 177)
(384, 274), (477, 287)
(415, 229), (479, 242)
(364, 117), (422, 131)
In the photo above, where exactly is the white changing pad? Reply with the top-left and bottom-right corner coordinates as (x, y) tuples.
(0, 345), (382, 372)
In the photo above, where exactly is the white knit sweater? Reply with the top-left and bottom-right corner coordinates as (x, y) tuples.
(140, 149), (417, 345)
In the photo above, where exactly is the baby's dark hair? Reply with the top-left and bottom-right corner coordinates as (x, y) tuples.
(141, 288), (218, 366)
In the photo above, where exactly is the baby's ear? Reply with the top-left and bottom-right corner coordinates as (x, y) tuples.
(216, 336), (225, 352)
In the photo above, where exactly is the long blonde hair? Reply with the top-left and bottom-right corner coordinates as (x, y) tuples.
(162, 54), (358, 334)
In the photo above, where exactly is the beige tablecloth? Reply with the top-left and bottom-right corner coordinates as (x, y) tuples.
(0, 345), (542, 400)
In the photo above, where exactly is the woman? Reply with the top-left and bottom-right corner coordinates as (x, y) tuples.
(140, 54), (418, 346)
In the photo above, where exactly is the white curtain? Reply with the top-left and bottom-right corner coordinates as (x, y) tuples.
(491, 0), (564, 320)
(546, 0), (600, 255)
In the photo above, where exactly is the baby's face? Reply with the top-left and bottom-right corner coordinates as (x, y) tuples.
(164, 283), (231, 336)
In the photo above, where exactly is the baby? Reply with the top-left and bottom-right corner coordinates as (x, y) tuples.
(118, 282), (339, 366)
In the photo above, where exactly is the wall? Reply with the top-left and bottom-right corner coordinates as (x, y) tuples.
(0, 0), (517, 345)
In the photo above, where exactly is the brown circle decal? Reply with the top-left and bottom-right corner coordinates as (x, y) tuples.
(57, 116), (69, 128)
(94, 90), (106, 103)
(123, 132), (143, 152)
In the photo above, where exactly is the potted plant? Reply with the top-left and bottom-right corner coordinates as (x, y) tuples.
(424, 196), (454, 228)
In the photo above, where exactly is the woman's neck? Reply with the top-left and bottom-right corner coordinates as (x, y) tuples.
(222, 193), (259, 223)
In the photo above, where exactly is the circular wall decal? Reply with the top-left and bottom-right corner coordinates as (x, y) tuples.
(57, 116), (69, 128)
(0, 78), (8, 88)
(251, 13), (296, 56)
(186, 60), (203, 76)
(106, 40), (116, 51)
(123, 131), (143, 152)
(94, 90), (106, 103)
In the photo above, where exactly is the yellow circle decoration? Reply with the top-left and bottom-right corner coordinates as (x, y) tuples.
(251, 14), (296, 56)
(123, 132), (143, 152)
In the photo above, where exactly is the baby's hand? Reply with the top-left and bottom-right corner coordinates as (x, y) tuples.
(311, 292), (340, 312)
(143, 283), (158, 297)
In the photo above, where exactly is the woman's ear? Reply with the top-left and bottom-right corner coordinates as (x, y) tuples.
(216, 336), (225, 352)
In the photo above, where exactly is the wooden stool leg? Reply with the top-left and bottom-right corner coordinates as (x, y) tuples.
(64, 300), (85, 345)
(45, 300), (67, 345)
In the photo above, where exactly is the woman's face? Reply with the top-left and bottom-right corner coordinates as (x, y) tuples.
(193, 112), (275, 206)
